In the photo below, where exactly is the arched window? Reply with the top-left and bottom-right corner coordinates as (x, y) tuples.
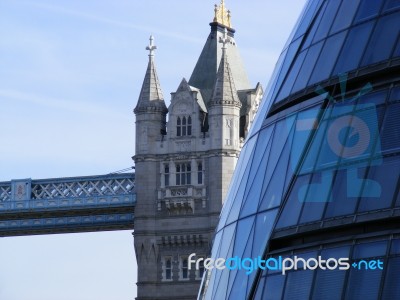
(182, 117), (187, 136)
(176, 163), (191, 185)
(165, 257), (172, 280)
(197, 162), (203, 184)
(164, 164), (170, 186)
(177, 117), (181, 136)
(188, 116), (192, 135)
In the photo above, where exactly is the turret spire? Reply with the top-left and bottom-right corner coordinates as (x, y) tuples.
(210, 28), (241, 107)
(134, 35), (167, 114)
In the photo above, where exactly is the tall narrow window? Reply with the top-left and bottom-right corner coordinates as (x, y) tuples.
(164, 164), (170, 187)
(164, 257), (172, 280)
(197, 259), (205, 279)
(198, 162), (203, 184)
(182, 117), (187, 136)
(177, 117), (181, 136)
(188, 116), (192, 135)
(176, 163), (191, 185)
(180, 257), (189, 280)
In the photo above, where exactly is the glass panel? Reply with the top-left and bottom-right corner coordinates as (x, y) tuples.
(312, 246), (350, 300)
(292, 41), (324, 93)
(299, 171), (332, 223)
(272, 39), (302, 102)
(276, 174), (311, 228)
(227, 217), (255, 296)
(253, 276), (266, 300)
(324, 168), (365, 218)
(330, 0), (360, 34)
(389, 86), (400, 102)
(394, 36), (400, 57)
(276, 50), (307, 100)
(308, 31), (347, 85)
(302, 1), (327, 50)
(218, 136), (257, 231)
(293, 0), (320, 39)
(263, 275), (285, 300)
(312, 0), (341, 43)
(354, 0), (383, 22)
(357, 156), (400, 212)
(345, 266), (383, 299)
(334, 21), (374, 84)
(383, 0), (400, 11)
(382, 257), (400, 299)
(381, 103), (400, 152)
(361, 12), (400, 66)
(390, 239), (400, 254)
(283, 270), (314, 300)
(353, 241), (387, 258)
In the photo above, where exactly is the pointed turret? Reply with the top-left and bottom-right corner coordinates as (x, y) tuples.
(134, 36), (167, 155)
(208, 28), (242, 150)
(210, 28), (241, 108)
(134, 35), (167, 114)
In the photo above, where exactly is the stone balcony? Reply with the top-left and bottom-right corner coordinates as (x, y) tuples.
(157, 185), (206, 213)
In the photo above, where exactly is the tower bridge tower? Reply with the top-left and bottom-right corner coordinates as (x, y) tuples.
(133, 2), (263, 299)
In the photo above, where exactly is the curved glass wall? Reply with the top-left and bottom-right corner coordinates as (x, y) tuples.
(199, 0), (400, 299)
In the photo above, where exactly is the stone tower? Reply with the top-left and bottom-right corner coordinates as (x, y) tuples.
(133, 2), (263, 299)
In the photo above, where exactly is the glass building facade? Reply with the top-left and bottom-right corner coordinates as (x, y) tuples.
(199, 0), (400, 299)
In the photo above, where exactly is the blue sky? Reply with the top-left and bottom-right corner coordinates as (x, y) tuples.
(0, 0), (306, 299)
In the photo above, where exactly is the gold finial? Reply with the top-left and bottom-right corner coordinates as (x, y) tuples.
(213, 0), (232, 28)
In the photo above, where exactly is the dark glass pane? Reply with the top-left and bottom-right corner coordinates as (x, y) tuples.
(357, 90), (388, 107)
(182, 117), (186, 125)
(309, 31), (347, 85)
(380, 103), (400, 152)
(383, 0), (400, 11)
(330, 0), (360, 34)
(187, 125), (191, 135)
(166, 269), (171, 280)
(389, 86), (400, 102)
(292, 41), (324, 92)
(187, 164), (191, 172)
(276, 50), (307, 100)
(394, 37), (400, 57)
(324, 168), (363, 218)
(165, 175), (169, 186)
(334, 21), (374, 80)
(177, 126), (181, 136)
(361, 12), (400, 66)
(253, 276), (266, 300)
(312, 246), (350, 299)
(302, 1), (327, 50)
(276, 174), (311, 228)
(239, 128), (274, 217)
(312, 0), (341, 43)
(299, 171), (332, 223)
(182, 126), (186, 136)
(345, 267), (383, 299)
(293, 0), (320, 39)
(272, 39), (301, 101)
(176, 174), (180, 185)
(391, 239), (400, 254)
(182, 173), (186, 185)
(165, 165), (169, 173)
(177, 117), (181, 125)
(358, 157), (400, 212)
(353, 241), (387, 258)
(188, 116), (192, 124)
(263, 275), (285, 300)
(355, 0), (383, 22)
(382, 257), (400, 299)
(283, 270), (313, 300)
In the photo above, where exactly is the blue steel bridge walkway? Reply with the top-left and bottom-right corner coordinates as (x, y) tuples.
(0, 173), (135, 237)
